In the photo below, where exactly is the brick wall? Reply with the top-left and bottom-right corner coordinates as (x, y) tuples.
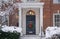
(9, 0), (60, 31)
(9, 8), (19, 26)
(41, 0), (60, 31)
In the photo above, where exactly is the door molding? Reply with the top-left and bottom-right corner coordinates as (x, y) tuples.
(18, 3), (44, 36)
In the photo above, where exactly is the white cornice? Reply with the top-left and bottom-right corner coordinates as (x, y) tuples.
(16, 2), (44, 8)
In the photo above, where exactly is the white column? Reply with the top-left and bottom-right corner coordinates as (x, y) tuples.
(8, 15), (9, 26)
(39, 7), (44, 36)
(19, 7), (23, 36)
(19, 8), (22, 28)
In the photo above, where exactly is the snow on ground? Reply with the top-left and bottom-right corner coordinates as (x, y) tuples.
(1, 25), (22, 33)
(45, 26), (60, 38)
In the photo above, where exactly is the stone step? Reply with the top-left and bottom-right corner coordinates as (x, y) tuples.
(21, 37), (40, 39)
(20, 35), (45, 39)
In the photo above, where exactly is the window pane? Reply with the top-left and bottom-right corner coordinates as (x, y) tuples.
(56, 19), (60, 22)
(53, 0), (58, 3)
(53, 0), (60, 4)
(58, 0), (60, 2)
(57, 22), (60, 27)
(55, 22), (57, 26)
(55, 15), (57, 18)
(55, 18), (56, 22)
(56, 15), (59, 18)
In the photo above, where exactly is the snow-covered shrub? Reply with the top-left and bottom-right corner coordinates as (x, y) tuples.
(0, 25), (21, 39)
(45, 26), (60, 39)
(0, 30), (20, 39)
(1, 25), (22, 33)
(51, 34), (60, 39)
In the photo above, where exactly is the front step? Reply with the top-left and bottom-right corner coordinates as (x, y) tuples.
(20, 35), (45, 39)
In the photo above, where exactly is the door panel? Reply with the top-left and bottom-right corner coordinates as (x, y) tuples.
(26, 15), (36, 35)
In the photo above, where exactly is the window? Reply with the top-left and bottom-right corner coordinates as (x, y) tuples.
(58, 0), (60, 2)
(53, 0), (60, 4)
(27, 10), (35, 15)
(53, 14), (60, 27)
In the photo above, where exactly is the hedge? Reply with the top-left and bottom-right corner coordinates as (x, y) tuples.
(0, 30), (20, 39)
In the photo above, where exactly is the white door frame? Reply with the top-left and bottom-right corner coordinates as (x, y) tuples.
(18, 3), (44, 36)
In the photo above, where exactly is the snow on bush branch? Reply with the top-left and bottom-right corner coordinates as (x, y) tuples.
(45, 26), (60, 38)
(1, 25), (22, 33)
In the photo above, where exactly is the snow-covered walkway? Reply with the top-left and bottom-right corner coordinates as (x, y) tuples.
(20, 35), (45, 39)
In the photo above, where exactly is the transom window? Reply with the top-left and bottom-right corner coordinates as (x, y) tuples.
(53, 0), (60, 4)
(27, 0), (35, 2)
(27, 10), (35, 15)
(53, 14), (60, 27)
(21, 0), (40, 3)
(26, 0), (36, 2)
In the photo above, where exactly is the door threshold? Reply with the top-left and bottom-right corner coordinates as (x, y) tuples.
(23, 34), (40, 37)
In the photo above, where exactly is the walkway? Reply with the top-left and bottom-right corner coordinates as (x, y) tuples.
(20, 35), (45, 39)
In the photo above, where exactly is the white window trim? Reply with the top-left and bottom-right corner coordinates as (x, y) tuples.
(53, 13), (60, 26)
(53, 0), (60, 4)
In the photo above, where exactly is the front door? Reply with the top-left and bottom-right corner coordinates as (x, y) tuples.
(26, 15), (36, 35)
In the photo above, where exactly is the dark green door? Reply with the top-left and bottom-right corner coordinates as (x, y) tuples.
(26, 15), (36, 35)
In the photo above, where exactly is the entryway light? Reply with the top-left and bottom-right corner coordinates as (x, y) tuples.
(27, 10), (35, 15)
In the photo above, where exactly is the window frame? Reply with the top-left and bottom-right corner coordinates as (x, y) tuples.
(53, 0), (60, 4)
(53, 13), (60, 26)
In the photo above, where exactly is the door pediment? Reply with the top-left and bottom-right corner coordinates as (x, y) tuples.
(17, 3), (44, 8)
